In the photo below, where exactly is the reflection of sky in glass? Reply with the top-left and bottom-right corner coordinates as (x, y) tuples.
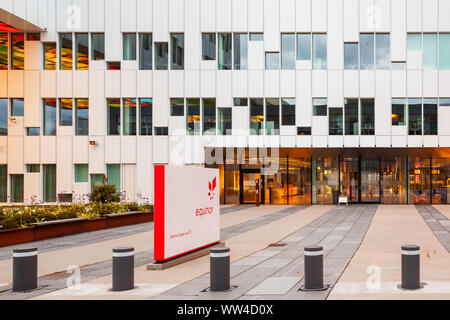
(376, 34), (390, 70)
(360, 34), (374, 69)
(313, 34), (327, 69)
(234, 34), (248, 70)
(297, 34), (311, 61)
(0, 99), (7, 136)
(76, 98), (89, 136)
(44, 99), (57, 136)
(344, 43), (358, 70)
(265, 53), (279, 70)
(11, 98), (24, 117)
(60, 98), (73, 126)
(423, 34), (437, 69)
(439, 34), (450, 69)
(407, 33), (422, 51)
(281, 34), (295, 70)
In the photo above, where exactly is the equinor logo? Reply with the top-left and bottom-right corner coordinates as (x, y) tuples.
(208, 177), (217, 200)
(194, 177), (217, 218)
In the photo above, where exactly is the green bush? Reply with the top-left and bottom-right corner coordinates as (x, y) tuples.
(90, 181), (120, 203)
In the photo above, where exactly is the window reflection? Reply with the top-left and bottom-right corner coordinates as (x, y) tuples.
(344, 43), (358, 70)
(234, 34), (248, 70)
(281, 34), (295, 70)
(11, 33), (24, 70)
(60, 33), (73, 70)
(313, 34), (327, 69)
(409, 157), (431, 204)
(0, 33), (7, 70)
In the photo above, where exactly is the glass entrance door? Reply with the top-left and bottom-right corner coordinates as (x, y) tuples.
(361, 160), (380, 203)
(340, 158), (359, 203)
(241, 172), (264, 204)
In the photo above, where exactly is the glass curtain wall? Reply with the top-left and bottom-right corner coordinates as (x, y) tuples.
(312, 158), (339, 205)
(409, 157), (431, 204)
(432, 158), (450, 204)
(381, 158), (407, 204)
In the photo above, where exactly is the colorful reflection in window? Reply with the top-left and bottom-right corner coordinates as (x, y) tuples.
(60, 33), (73, 70)
(11, 33), (24, 70)
(0, 33), (8, 70)
(123, 98), (137, 136)
(107, 98), (121, 136)
(408, 157), (431, 204)
(44, 99), (57, 136)
(313, 158), (339, 205)
(59, 98), (73, 126)
(187, 98), (200, 135)
(75, 98), (89, 136)
(381, 158), (407, 204)
(431, 158), (450, 204)
(76, 33), (89, 70)
(139, 98), (152, 136)
(44, 43), (57, 70)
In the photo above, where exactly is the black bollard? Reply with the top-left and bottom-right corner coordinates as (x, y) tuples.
(401, 245), (420, 290)
(13, 248), (38, 292)
(210, 247), (230, 292)
(303, 246), (325, 291)
(112, 247), (135, 291)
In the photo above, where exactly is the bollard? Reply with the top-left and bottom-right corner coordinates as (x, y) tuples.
(401, 245), (420, 290)
(210, 247), (230, 292)
(303, 246), (325, 291)
(13, 248), (38, 292)
(112, 247), (135, 291)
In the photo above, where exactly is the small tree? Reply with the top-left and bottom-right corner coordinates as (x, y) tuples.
(90, 176), (120, 203)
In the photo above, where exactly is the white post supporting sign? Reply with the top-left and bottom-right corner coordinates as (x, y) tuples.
(154, 165), (220, 262)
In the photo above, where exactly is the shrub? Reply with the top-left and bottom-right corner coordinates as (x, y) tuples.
(90, 179), (120, 203)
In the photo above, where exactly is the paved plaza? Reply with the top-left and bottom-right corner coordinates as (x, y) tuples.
(1, 204), (450, 300)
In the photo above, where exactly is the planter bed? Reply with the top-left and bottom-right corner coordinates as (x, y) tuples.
(0, 211), (154, 248)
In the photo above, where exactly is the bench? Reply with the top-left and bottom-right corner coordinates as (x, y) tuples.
(338, 196), (348, 207)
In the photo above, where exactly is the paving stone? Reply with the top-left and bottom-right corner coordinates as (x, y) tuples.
(245, 277), (301, 295)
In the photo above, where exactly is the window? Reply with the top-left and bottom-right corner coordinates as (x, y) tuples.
(43, 165), (56, 203)
(203, 98), (216, 135)
(297, 127), (311, 135)
(154, 127), (168, 136)
(0, 99), (6, 136)
(187, 98), (200, 135)
(11, 33), (24, 70)
(155, 43), (168, 70)
(91, 174), (105, 191)
(360, 34), (374, 69)
(423, 34), (437, 69)
(392, 99), (406, 126)
(123, 98), (136, 136)
(250, 33), (264, 41)
(0, 33), (8, 70)
(123, 33), (136, 60)
(439, 34), (450, 69)
(265, 52), (279, 70)
(281, 98), (295, 126)
(60, 33), (73, 70)
(139, 98), (152, 135)
(44, 43), (57, 70)
(107, 98), (121, 135)
(218, 108), (232, 135)
(313, 98), (327, 116)
(107, 62), (121, 70)
(218, 34), (232, 70)
(11, 98), (24, 117)
(313, 34), (327, 70)
(361, 99), (375, 135)
(171, 33), (184, 70)
(171, 98), (184, 116)
(27, 128), (40, 136)
(75, 98), (89, 136)
(44, 99), (57, 136)
(266, 98), (280, 135)
(27, 33), (40, 41)
(281, 34), (295, 70)
(407, 33), (422, 51)
(345, 98), (359, 135)
(409, 99), (422, 135)
(139, 33), (152, 70)
(440, 98), (450, 107)
(91, 33), (105, 60)
(391, 62), (406, 70)
(75, 164), (88, 183)
(329, 108), (343, 135)
(423, 98), (437, 135)
(234, 98), (248, 107)
(234, 34), (248, 70)
(11, 174), (24, 203)
(344, 43), (358, 70)
(26, 164), (40, 173)
(60, 98), (72, 126)
(376, 33), (390, 69)
(250, 98), (264, 135)
(76, 33), (89, 70)
(297, 34), (311, 61)
(107, 164), (120, 192)
(0, 165), (6, 202)
(202, 33), (216, 60)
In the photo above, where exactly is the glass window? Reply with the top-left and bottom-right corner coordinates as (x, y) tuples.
(344, 43), (358, 70)
(0, 33), (8, 70)
(107, 62), (121, 70)
(0, 165), (6, 202)
(75, 98), (88, 136)
(187, 98), (200, 135)
(218, 33), (232, 70)
(266, 98), (280, 135)
(376, 33), (390, 70)
(312, 158), (339, 205)
(75, 33), (89, 70)
(361, 98), (375, 135)
(123, 98), (136, 136)
(43, 164), (56, 203)
(423, 98), (437, 135)
(250, 98), (264, 135)
(439, 33), (450, 70)
(107, 98), (121, 135)
(44, 99), (56, 136)
(203, 98), (216, 135)
(381, 158), (407, 204)
(329, 108), (343, 135)
(27, 33), (41, 41)
(423, 33), (437, 70)
(218, 108), (232, 135)
(440, 98), (450, 107)
(0, 99), (7, 136)
(202, 33), (216, 60)
(392, 98), (406, 126)
(281, 34), (295, 70)
(345, 98), (359, 135)
(91, 174), (105, 191)
(281, 98), (295, 126)
(171, 33), (184, 70)
(123, 33), (136, 60)
(407, 33), (422, 51)
(265, 52), (279, 70)
(409, 98), (422, 135)
(75, 164), (88, 183)
(11, 174), (24, 203)
(139, 33), (152, 70)
(11, 98), (24, 117)
(11, 33), (24, 70)
(91, 33), (105, 60)
(234, 33), (248, 70)
(313, 98), (327, 116)
(360, 33), (374, 69)
(155, 42), (168, 70)
(59, 98), (73, 126)
(171, 98), (184, 116)
(250, 33), (264, 41)
(297, 127), (311, 135)
(26, 164), (40, 173)
(391, 62), (406, 70)
(408, 157), (431, 204)
(139, 98), (152, 135)
(312, 34), (327, 70)
(107, 164), (120, 192)
(234, 98), (248, 107)
(27, 128), (40, 136)
(44, 42), (57, 70)
(297, 34), (311, 61)
(154, 127), (168, 136)
(60, 33), (73, 70)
